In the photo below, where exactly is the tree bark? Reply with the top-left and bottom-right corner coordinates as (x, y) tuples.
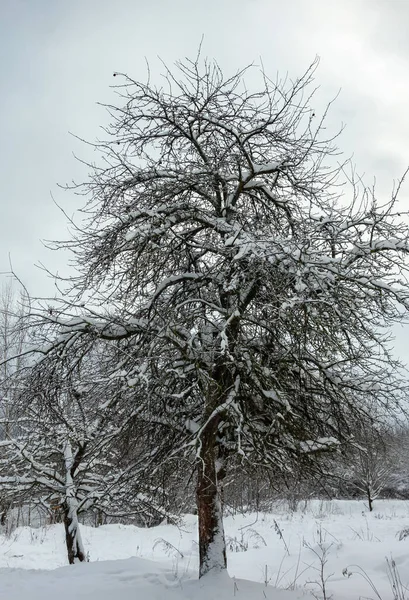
(63, 502), (87, 564)
(366, 487), (373, 512)
(63, 439), (87, 564)
(196, 419), (227, 578)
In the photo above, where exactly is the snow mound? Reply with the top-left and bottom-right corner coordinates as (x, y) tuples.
(0, 557), (307, 600)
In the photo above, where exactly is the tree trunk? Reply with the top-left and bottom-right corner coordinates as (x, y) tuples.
(196, 424), (227, 578)
(63, 439), (87, 564)
(367, 487), (373, 512)
(63, 501), (87, 564)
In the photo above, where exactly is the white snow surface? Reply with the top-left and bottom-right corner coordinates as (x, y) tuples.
(2, 499), (409, 599)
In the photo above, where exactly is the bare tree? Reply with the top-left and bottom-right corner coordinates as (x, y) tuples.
(0, 281), (30, 524)
(0, 339), (169, 564)
(344, 425), (391, 511)
(0, 281), (28, 438)
(21, 56), (409, 577)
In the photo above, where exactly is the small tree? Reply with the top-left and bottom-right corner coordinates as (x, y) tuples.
(25, 56), (409, 577)
(348, 426), (391, 511)
(0, 281), (28, 438)
(0, 338), (168, 563)
(0, 281), (30, 525)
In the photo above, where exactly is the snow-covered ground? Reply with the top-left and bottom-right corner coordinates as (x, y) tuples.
(1, 499), (409, 599)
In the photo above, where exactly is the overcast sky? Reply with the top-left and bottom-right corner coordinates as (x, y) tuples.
(1, 0), (409, 352)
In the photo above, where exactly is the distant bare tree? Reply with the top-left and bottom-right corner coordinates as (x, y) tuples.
(0, 281), (28, 438)
(0, 280), (30, 523)
(349, 426), (391, 511)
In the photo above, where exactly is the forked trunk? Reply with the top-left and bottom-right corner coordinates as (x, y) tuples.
(196, 426), (227, 577)
(63, 439), (87, 564)
(63, 501), (87, 564)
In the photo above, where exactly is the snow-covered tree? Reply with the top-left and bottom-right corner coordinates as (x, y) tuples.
(24, 56), (409, 576)
(0, 281), (28, 439)
(0, 281), (30, 524)
(0, 339), (170, 564)
(340, 424), (392, 511)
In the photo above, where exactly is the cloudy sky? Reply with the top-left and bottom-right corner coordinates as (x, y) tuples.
(1, 0), (409, 351)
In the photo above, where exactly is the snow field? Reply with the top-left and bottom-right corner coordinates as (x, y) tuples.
(1, 499), (409, 599)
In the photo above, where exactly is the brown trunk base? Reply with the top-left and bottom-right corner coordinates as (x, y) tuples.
(197, 458), (227, 577)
